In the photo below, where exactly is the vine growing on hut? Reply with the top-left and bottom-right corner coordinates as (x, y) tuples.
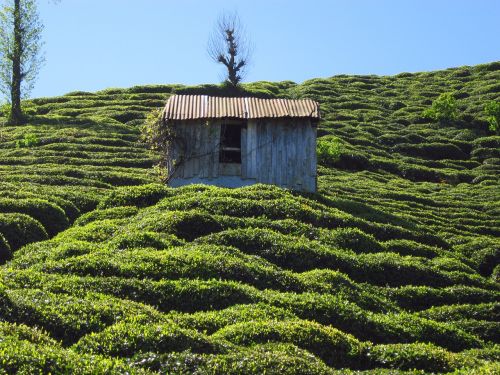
(141, 108), (184, 183)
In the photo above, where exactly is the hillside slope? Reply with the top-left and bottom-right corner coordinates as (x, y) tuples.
(0, 62), (499, 373)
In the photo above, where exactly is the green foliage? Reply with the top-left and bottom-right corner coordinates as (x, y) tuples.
(0, 288), (163, 345)
(393, 142), (468, 160)
(108, 231), (184, 251)
(0, 101), (9, 118)
(0, 0), (44, 124)
(484, 100), (500, 133)
(417, 303), (499, 322)
(423, 92), (458, 122)
(0, 212), (47, 251)
(141, 107), (173, 182)
(383, 285), (499, 311)
(0, 232), (11, 264)
(138, 210), (223, 241)
(317, 136), (343, 166)
(367, 342), (463, 372)
(15, 132), (40, 148)
(98, 183), (171, 209)
(140, 107), (163, 149)
(0, 321), (57, 346)
(0, 198), (69, 236)
(212, 319), (364, 368)
(455, 238), (500, 277)
(170, 303), (298, 334)
(74, 320), (227, 357)
(74, 206), (139, 226)
(324, 228), (383, 253)
(0, 334), (145, 374)
(131, 343), (335, 374)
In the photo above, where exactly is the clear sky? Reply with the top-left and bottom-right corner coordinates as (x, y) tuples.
(29, 0), (500, 98)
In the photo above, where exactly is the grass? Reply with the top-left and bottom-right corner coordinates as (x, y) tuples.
(0, 62), (498, 373)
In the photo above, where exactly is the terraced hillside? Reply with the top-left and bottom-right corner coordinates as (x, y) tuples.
(0, 62), (499, 373)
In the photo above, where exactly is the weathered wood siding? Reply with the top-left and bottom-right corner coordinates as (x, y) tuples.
(241, 119), (316, 191)
(170, 120), (220, 180)
(168, 119), (317, 192)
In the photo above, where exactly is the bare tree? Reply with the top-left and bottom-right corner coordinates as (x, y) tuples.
(208, 12), (251, 87)
(0, 0), (44, 125)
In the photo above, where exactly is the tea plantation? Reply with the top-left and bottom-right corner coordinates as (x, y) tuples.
(0, 62), (498, 374)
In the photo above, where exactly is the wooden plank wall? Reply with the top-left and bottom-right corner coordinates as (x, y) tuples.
(170, 120), (220, 180)
(243, 119), (316, 192)
(169, 119), (317, 192)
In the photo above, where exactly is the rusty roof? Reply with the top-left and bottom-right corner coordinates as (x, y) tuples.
(163, 95), (320, 121)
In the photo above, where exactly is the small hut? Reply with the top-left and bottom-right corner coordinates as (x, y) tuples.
(162, 95), (320, 192)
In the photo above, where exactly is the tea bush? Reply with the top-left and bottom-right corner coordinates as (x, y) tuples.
(0, 288), (164, 344)
(130, 343), (335, 374)
(107, 231), (184, 250)
(0, 336), (146, 374)
(0, 213), (47, 251)
(0, 321), (58, 346)
(382, 239), (443, 258)
(74, 320), (227, 357)
(212, 319), (364, 368)
(137, 210), (223, 241)
(367, 342), (462, 372)
(0, 198), (69, 236)
(383, 285), (500, 311)
(98, 183), (171, 209)
(170, 303), (298, 334)
(417, 303), (499, 322)
(74, 206), (138, 226)
(324, 228), (384, 253)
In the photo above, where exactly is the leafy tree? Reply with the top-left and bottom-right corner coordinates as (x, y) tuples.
(208, 12), (251, 87)
(0, 0), (44, 125)
(423, 92), (458, 123)
(484, 101), (500, 133)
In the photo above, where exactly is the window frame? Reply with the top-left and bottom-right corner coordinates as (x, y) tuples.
(219, 120), (246, 164)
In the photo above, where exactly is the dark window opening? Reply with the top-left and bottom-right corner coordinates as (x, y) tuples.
(219, 122), (243, 163)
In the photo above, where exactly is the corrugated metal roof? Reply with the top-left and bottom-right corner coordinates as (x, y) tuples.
(163, 95), (320, 120)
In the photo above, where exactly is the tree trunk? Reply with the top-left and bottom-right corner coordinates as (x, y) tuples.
(9, 0), (24, 125)
(226, 31), (238, 86)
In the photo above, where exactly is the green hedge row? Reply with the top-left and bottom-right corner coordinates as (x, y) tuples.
(0, 335), (145, 374)
(96, 183), (449, 248)
(212, 319), (364, 368)
(73, 321), (228, 357)
(196, 228), (486, 288)
(129, 343), (334, 374)
(36, 245), (303, 292)
(0, 288), (164, 345)
(170, 303), (298, 334)
(417, 302), (499, 322)
(74, 206), (138, 226)
(382, 285), (500, 311)
(0, 198), (69, 236)
(0, 213), (48, 251)
(393, 142), (469, 160)
(366, 342), (465, 373)
(2, 269), (261, 313)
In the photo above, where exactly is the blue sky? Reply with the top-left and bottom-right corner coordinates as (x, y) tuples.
(30, 0), (500, 98)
